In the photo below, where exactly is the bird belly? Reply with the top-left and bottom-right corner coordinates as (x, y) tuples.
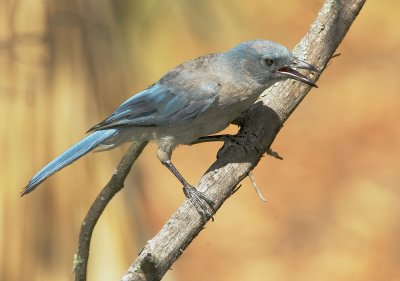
(155, 99), (254, 145)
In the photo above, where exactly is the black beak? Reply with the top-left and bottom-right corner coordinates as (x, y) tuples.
(277, 57), (319, 88)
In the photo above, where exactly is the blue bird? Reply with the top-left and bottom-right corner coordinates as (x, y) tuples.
(22, 40), (318, 218)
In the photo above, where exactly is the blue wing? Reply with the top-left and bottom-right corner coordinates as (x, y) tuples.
(89, 69), (221, 131)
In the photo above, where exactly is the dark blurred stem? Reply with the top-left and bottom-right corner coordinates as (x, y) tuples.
(73, 141), (148, 281)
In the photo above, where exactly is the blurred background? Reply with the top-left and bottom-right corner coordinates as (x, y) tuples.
(1, 0), (399, 280)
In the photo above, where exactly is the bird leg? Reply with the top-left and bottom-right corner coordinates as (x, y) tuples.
(193, 133), (258, 152)
(191, 134), (257, 157)
(190, 134), (232, 145)
(161, 160), (215, 221)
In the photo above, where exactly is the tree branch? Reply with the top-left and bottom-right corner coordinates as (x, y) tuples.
(73, 141), (148, 281)
(121, 0), (366, 280)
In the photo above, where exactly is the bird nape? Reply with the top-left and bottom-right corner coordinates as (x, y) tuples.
(23, 40), (318, 220)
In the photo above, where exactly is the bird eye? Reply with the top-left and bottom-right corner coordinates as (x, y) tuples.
(264, 58), (274, 66)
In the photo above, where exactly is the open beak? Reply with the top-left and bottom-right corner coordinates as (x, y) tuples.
(277, 57), (319, 88)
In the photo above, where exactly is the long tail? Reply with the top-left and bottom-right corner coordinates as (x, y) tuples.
(21, 129), (118, 196)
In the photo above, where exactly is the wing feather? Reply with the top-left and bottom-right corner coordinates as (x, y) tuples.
(89, 69), (220, 131)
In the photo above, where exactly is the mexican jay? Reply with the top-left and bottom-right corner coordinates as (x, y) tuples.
(22, 40), (318, 218)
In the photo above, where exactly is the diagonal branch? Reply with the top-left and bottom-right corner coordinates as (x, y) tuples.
(121, 0), (366, 280)
(73, 141), (148, 281)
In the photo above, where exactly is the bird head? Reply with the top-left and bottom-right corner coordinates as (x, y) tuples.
(226, 40), (319, 87)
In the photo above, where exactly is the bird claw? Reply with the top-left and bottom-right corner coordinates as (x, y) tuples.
(266, 148), (283, 160)
(183, 185), (215, 221)
(216, 132), (260, 157)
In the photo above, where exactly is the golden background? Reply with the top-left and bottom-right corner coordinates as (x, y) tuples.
(1, 0), (399, 280)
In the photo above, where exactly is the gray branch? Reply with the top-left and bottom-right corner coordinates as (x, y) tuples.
(121, 0), (366, 280)
(74, 141), (148, 281)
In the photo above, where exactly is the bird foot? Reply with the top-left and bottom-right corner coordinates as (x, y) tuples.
(194, 133), (284, 160)
(183, 185), (215, 221)
(215, 132), (260, 157)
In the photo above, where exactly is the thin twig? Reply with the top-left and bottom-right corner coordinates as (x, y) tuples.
(248, 171), (267, 202)
(73, 141), (148, 281)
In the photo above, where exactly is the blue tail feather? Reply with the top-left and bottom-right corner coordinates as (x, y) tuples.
(21, 129), (118, 196)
